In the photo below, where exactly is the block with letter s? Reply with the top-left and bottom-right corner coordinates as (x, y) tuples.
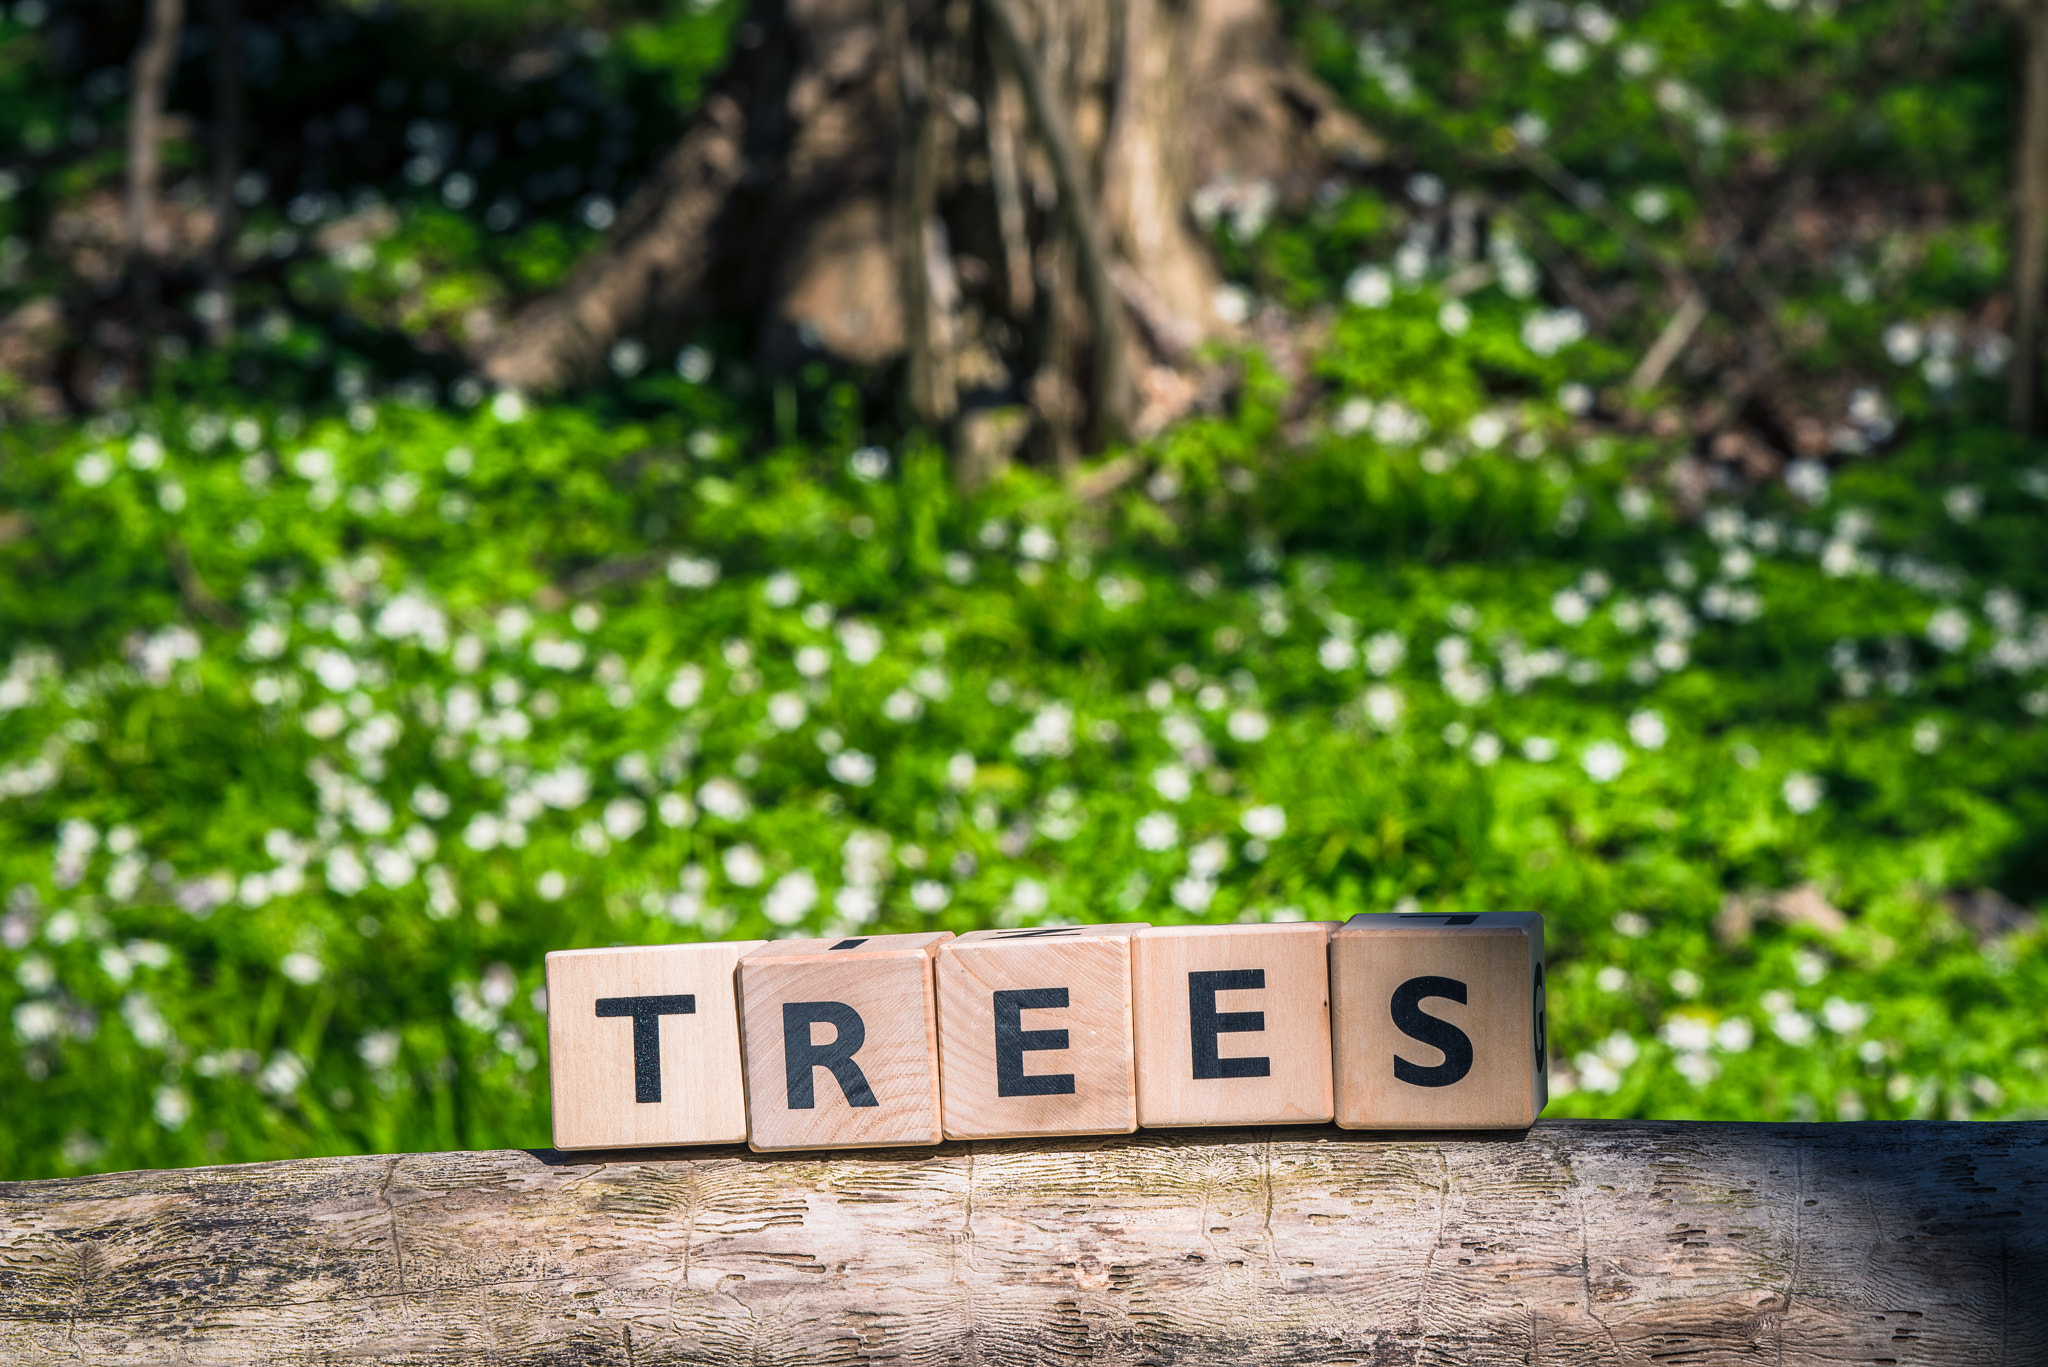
(1329, 911), (1547, 1130)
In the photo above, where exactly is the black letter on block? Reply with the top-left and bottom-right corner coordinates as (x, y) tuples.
(594, 995), (696, 1103)
(783, 1001), (879, 1109)
(994, 988), (1075, 1097)
(1189, 969), (1270, 1079)
(1532, 964), (1547, 1076)
(1391, 976), (1473, 1088)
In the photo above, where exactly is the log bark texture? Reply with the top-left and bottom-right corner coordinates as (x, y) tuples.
(1, 1120), (2043, 1364)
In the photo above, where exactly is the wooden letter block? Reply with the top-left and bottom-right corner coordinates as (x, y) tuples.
(738, 932), (951, 1151)
(545, 940), (764, 1150)
(936, 923), (1146, 1140)
(1130, 922), (1335, 1127)
(1330, 912), (1547, 1130)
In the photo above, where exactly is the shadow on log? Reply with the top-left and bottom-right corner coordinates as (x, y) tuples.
(1, 1120), (2044, 1363)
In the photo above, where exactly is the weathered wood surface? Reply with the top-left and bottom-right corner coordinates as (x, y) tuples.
(1, 1120), (2043, 1364)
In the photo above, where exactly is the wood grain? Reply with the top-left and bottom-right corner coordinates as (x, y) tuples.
(1, 1122), (2043, 1364)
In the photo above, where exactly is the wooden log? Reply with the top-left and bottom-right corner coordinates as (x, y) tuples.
(1, 1120), (2043, 1364)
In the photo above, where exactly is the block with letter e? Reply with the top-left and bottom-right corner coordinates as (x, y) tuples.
(738, 932), (951, 1151)
(1330, 912), (1547, 1130)
(936, 923), (1145, 1140)
(545, 940), (764, 1150)
(1130, 922), (1335, 1127)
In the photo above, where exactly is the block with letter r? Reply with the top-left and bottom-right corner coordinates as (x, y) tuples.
(1130, 922), (1336, 1127)
(737, 932), (951, 1151)
(544, 941), (763, 1150)
(1329, 911), (1547, 1130)
(935, 923), (1146, 1140)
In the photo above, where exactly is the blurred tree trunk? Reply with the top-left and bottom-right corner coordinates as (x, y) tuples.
(205, 0), (243, 346)
(127, 0), (186, 341)
(2010, 0), (2048, 434)
(480, 0), (1377, 474)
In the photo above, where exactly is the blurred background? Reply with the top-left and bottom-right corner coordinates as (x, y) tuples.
(1, 0), (2045, 1179)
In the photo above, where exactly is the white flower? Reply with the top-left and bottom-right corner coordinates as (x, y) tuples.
(1770, 1010), (1816, 1046)
(1617, 39), (1656, 75)
(533, 764), (591, 809)
(256, 1051), (307, 1097)
(1926, 607), (1970, 652)
(1596, 966), (1629, 993)
(1364, 684), (1405, 731)
(1318, 636), (1358, 671)
(1240, 805), (1287, 841)
(1018, 525), (1058, 562)
(490, 390), (526, 423)
(1437, 300), (1471, 336)
(358, 1030), (401, 1069)
(1627, 709), (1668, 749)
(828, 750), (877, 786)
(1188, 837), (1230, 879)
(1136, 811), (1181, 852)
(1785, 459), (1830, 504)
(1371, 401), (1429, 446)
(280, 952), (325, 985)
(602, 798), (646, 842)
(153, 1085), (192, 1129)
(1522, 736), (1559, 762)
(1714, 1017), (1754, 1052)
(1171, 877), (1217, 912)
(764, 869), (819, 926)
(13, 1001), (61, 1043)
(1781, 771), (1824, 815)
(699, 777), (751, 821)
(884, 688), (924, 723)
(910, 880), (952, 912)
(1521, 307), (1587, 356)
(1882, 322), (1924, 364)
(720, 844), (765, 888)
(1226, 707), (1270, 743)
(1582, 741), (1626, 783)
(1212, 285), (1251, 326)
(324, 847), (368, 896)
(1543, 35), (1588, 73)
(462, 812), (503, 851)
(666, 555), (720, 588)
(1332, 397), (1375, 436)
(1551, 589), (1590, 625)
(75, 450), (116, 486)
(1822, 998), (1872, 1034)
(1150, 764), (1193, 803)
(836, 619), (884, 665)
(370, 846), (416, 888)
(1660, 1014), (1715, 1053)
(767, 691), (808, 731)
(1943, 486), (1983, 524)
(1365, 631), (1406, 675)
(663, 663), (705, 709)
(1344, 266), (1392, 308)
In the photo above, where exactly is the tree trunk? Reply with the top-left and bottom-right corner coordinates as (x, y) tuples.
(2, 1121), (2044, 1363)
(204, 0), (243, 346)
(127, 0), (186, 340)
(2010, 0), (2048, 434)
(479, 0), (1378, 466)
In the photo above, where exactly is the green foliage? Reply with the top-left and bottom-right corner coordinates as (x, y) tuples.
(0, 0), (2044, 1181)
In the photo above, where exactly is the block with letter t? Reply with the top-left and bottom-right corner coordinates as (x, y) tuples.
(1329, 911), (1547, 1130)
(935, 923), (1145, 1140)
(544, 940), (764, 1150)
(1130, 922), (1335, 1127)
(737, 932), (951, 1151)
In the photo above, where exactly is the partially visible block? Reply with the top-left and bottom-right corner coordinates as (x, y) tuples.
(738, 932), (951, 1151)
(545, 940), (764, 1150)
(1330, 912), (1547, 1130)
(936, 923), (1146, 1140)
(1130, 922), (1335, 1127)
